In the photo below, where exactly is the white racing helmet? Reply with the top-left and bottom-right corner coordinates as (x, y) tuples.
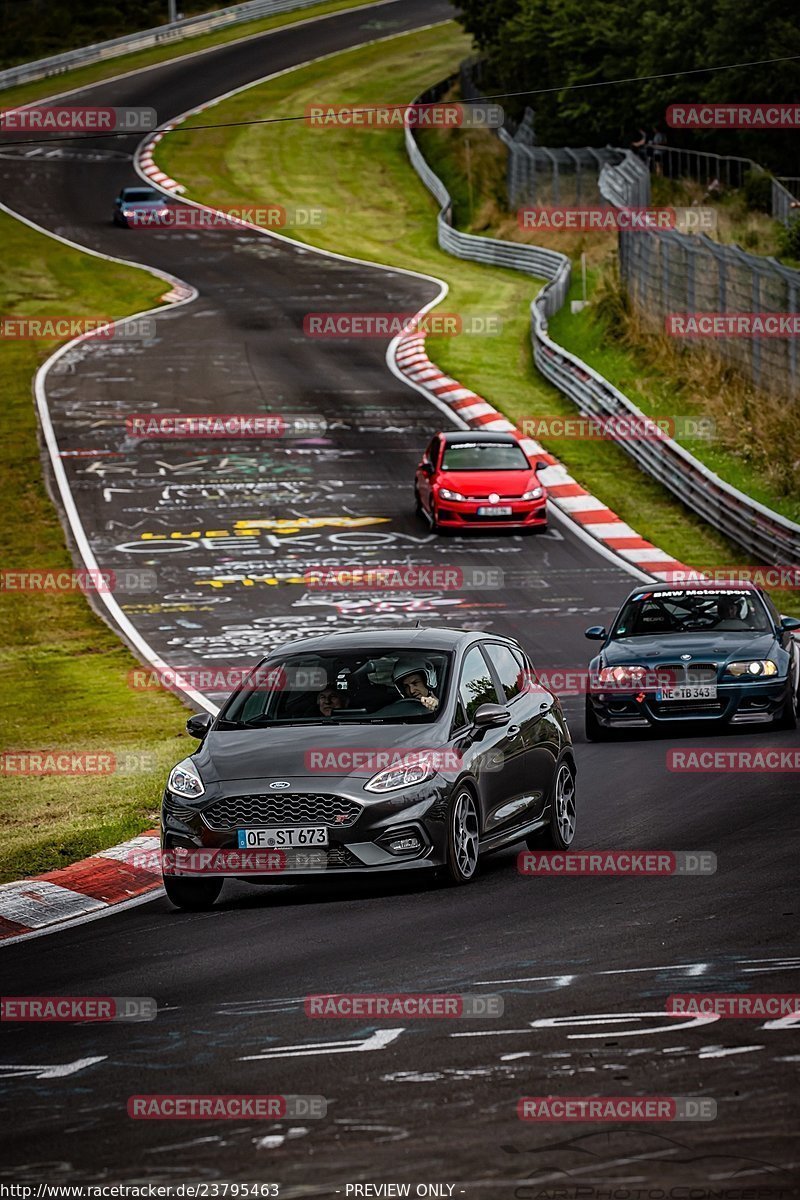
(392, 657), (438, 696)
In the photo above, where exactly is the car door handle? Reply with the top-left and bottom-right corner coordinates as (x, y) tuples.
(507, 724), (521, 738)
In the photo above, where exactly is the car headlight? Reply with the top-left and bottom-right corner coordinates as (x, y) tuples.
(521, 487), (544, 500)
(594, 664), (650, 689)
(167, 758), (205, 798)
(725, 660), (778, 678)
(364, 758), (437, 793)
(438, 488), (467, 502)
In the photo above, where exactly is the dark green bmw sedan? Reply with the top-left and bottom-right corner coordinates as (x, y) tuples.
(584, 583), (800, 739)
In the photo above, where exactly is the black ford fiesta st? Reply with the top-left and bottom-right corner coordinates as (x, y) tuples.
(584, 582), (800, 739)
(161, 628), (576, 909)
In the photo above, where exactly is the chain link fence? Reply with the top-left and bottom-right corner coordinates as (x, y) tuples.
(602, 157), (800, 397)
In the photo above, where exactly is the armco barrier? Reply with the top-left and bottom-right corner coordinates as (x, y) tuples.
(406, 79), (800, 567)
(0, 0), (334, 91)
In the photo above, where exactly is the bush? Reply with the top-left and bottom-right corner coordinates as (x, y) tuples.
(743, 170), (774, 213)
(777, 215), (800, 260)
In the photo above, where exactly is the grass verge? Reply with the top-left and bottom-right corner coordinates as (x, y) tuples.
(158, 23), (799, 614)
(0, 212), (191, 882)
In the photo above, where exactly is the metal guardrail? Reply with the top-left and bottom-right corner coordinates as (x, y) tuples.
(406, 79), (571, 315)
(405, 79), (800, 566)
(0, 0), (327, 90)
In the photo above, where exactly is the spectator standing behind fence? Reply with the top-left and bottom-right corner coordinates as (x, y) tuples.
(631, 125), (649, 165)
(651, 124), (666, 175)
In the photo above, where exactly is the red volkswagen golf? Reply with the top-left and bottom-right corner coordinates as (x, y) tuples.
(414, 431), (549, 532)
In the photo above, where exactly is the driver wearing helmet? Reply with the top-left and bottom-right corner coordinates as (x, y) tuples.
(715, 593), (749, 630)
(392, 659), (440, 712)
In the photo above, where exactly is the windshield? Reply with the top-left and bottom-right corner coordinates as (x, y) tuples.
(612, 589), (771, 637)
(218, 648), (452, 726)
(122, 189), (162, 203)
(441, 442), (530, 471)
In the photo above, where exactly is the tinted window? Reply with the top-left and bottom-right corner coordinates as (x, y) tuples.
(220, 648), (452, 726)
(486, 643), (527, 701)
(442, 442), (529, 471)
(452, 697), (469, 732)
(459, 646), (501, 721)
(613, 589), (770, 636)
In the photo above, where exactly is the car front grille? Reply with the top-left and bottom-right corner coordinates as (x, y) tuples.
(462, 510), (521, 522)
(165, 802), (200, 822)
(658, 663), (718, 684)
(200, 793), (362, 831)
(470, 494), (526, 502)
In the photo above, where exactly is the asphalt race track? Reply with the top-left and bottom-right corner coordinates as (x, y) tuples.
(0, 1), (798, 1193)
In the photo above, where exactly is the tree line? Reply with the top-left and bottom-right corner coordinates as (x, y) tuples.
(457, 0), (800, 173)
(0, 0), (213, 69)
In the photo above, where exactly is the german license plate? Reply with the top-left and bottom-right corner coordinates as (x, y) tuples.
(656, 684), (717, 701)
(477, 505), (513, 516)
(237, 827), (329, 848)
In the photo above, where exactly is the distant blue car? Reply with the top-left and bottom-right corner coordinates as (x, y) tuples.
(112, 186), (170, 227)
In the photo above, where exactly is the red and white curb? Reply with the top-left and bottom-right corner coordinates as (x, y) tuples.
(139, 126), (184, 193)
(0, 831), (162, 942)
(394, 331), (695, 580)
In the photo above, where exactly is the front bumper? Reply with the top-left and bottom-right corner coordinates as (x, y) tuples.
(160, 777), (451, 881)
(435, 496), (547, 529)
(587, 677), (791, 728)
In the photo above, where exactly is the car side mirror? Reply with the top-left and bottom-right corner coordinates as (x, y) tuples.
(186, 713), (212, 739)
(472, 703), (510, 729)
(780, 615), (800, 631)
(535, 460), (549, 471)
(584, 626), (607, 640)
(421, 460), (434, 475)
